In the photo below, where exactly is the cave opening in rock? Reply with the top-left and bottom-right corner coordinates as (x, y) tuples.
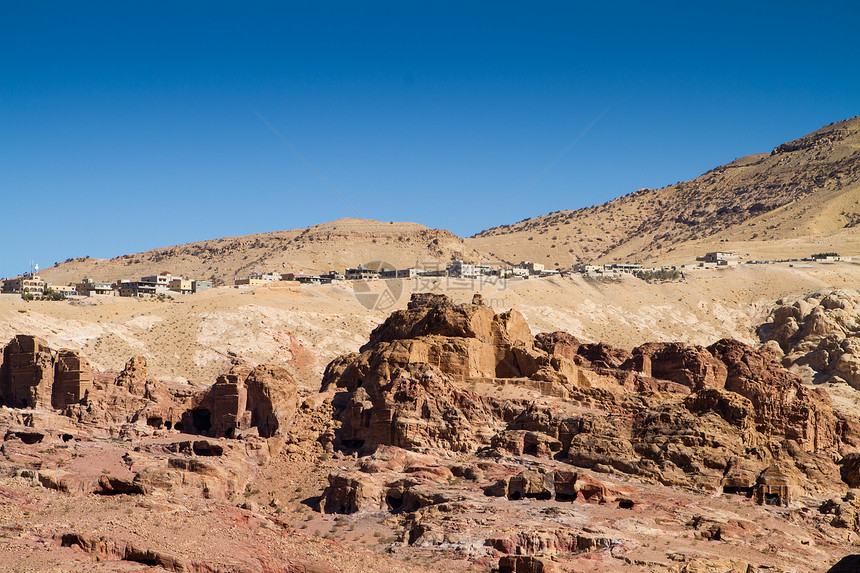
(618, 499), (635, 509)
(763, 492), (781, 505)
(555, 492), (577, 502)
(124, 555), (159, 566)
(508, 491), (522, 501)
(341, 439), (365, 449)
(191, 409), (212, 433)
(16, 432), (43, 445)
(61, 434), (73, 442)
(146, 417), (163, 428)
(722, 486), (753, 497)
(386, 494), (404, 511)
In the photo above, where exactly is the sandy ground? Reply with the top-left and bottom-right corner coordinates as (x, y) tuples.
(3, 262), (859, 390)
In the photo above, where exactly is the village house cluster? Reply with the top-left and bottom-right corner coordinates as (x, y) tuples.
(1, 252), (852, 299)
(0, 271), (212, 298)
(231, 259), (564, 287)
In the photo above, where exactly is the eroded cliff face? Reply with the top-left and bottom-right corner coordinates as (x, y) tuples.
(323, 293), (854, 496)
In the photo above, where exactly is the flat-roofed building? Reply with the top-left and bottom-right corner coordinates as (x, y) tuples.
(345, 265), (379, 280)
(447, 259), (492, 278)
(1, 273), (45, 295)
(168, 278), (193, 294)
(50, 284), (79, 296)
(117, 280), (157, 297)
(697, 252), (740, 265)
(76, 278), (115, 296)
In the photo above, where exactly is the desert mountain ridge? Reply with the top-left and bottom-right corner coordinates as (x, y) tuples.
(38, 218), (487, 286)
(470, 115), (860, 266)
(35, 116), (860, 285)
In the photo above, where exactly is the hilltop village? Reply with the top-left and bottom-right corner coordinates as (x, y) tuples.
(0, 251), (851, 299)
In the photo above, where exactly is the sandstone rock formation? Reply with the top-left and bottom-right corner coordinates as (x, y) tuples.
(0, 336), (297, 451)
(759, 289), (860, 387)
(184, 363), (298, 444)
(52, 349), (94, 409)
(0, 335), (96, 411)
(0, 335), (55, 408)
(323, 294), (857, 497)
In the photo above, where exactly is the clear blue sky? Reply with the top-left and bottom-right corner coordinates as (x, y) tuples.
(2, 1), (859, 278)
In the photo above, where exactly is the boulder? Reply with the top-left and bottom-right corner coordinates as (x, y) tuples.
(97, 475), (151, 496)
(320, 471), (385, 514)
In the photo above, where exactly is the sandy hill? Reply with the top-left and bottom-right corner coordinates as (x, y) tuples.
(39, 218), (488, 286)
(469, 116), (860, 266)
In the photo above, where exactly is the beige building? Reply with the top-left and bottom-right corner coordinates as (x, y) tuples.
(168, 278), (193, 294)
(2, 273), (45, 295)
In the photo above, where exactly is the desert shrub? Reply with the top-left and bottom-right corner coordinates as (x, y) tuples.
(42, 288), (66, 301)
(634, 269), (682, 283)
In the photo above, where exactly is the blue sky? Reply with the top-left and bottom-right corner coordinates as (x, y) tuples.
(2, 1), (859, 278)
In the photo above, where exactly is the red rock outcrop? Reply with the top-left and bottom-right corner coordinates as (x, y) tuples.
(114, 355), (149, 397)
(184, 363), (298, 444)
(498, 555), (556, 573)
(708, 338), (841, 452)
(0, 335), (55, 409)
(324, 294), (590, 454)
(52, 349), (93, 409)
(626, 342), (727, 390)
(326, 293), (577, 390)
(321, 294), (857, 499)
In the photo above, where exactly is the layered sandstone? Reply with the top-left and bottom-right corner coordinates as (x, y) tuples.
(323, 294), (857, 497)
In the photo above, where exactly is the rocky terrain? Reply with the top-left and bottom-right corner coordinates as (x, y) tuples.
(471, 116), (860, 267)
(3, 292), (860, 572)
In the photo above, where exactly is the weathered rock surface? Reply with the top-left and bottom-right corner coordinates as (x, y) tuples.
(498, 555), (556, 573)
(759, 289), (860, 387)
(184, 363), (298, 445)
(323, 293), (857, 497)
(52, 349), (93, 409)
(0, 335), (55, 408)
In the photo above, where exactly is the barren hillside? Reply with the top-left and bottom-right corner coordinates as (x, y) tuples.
(38, 219), (490, 286)
(469, 116), (860, 266)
